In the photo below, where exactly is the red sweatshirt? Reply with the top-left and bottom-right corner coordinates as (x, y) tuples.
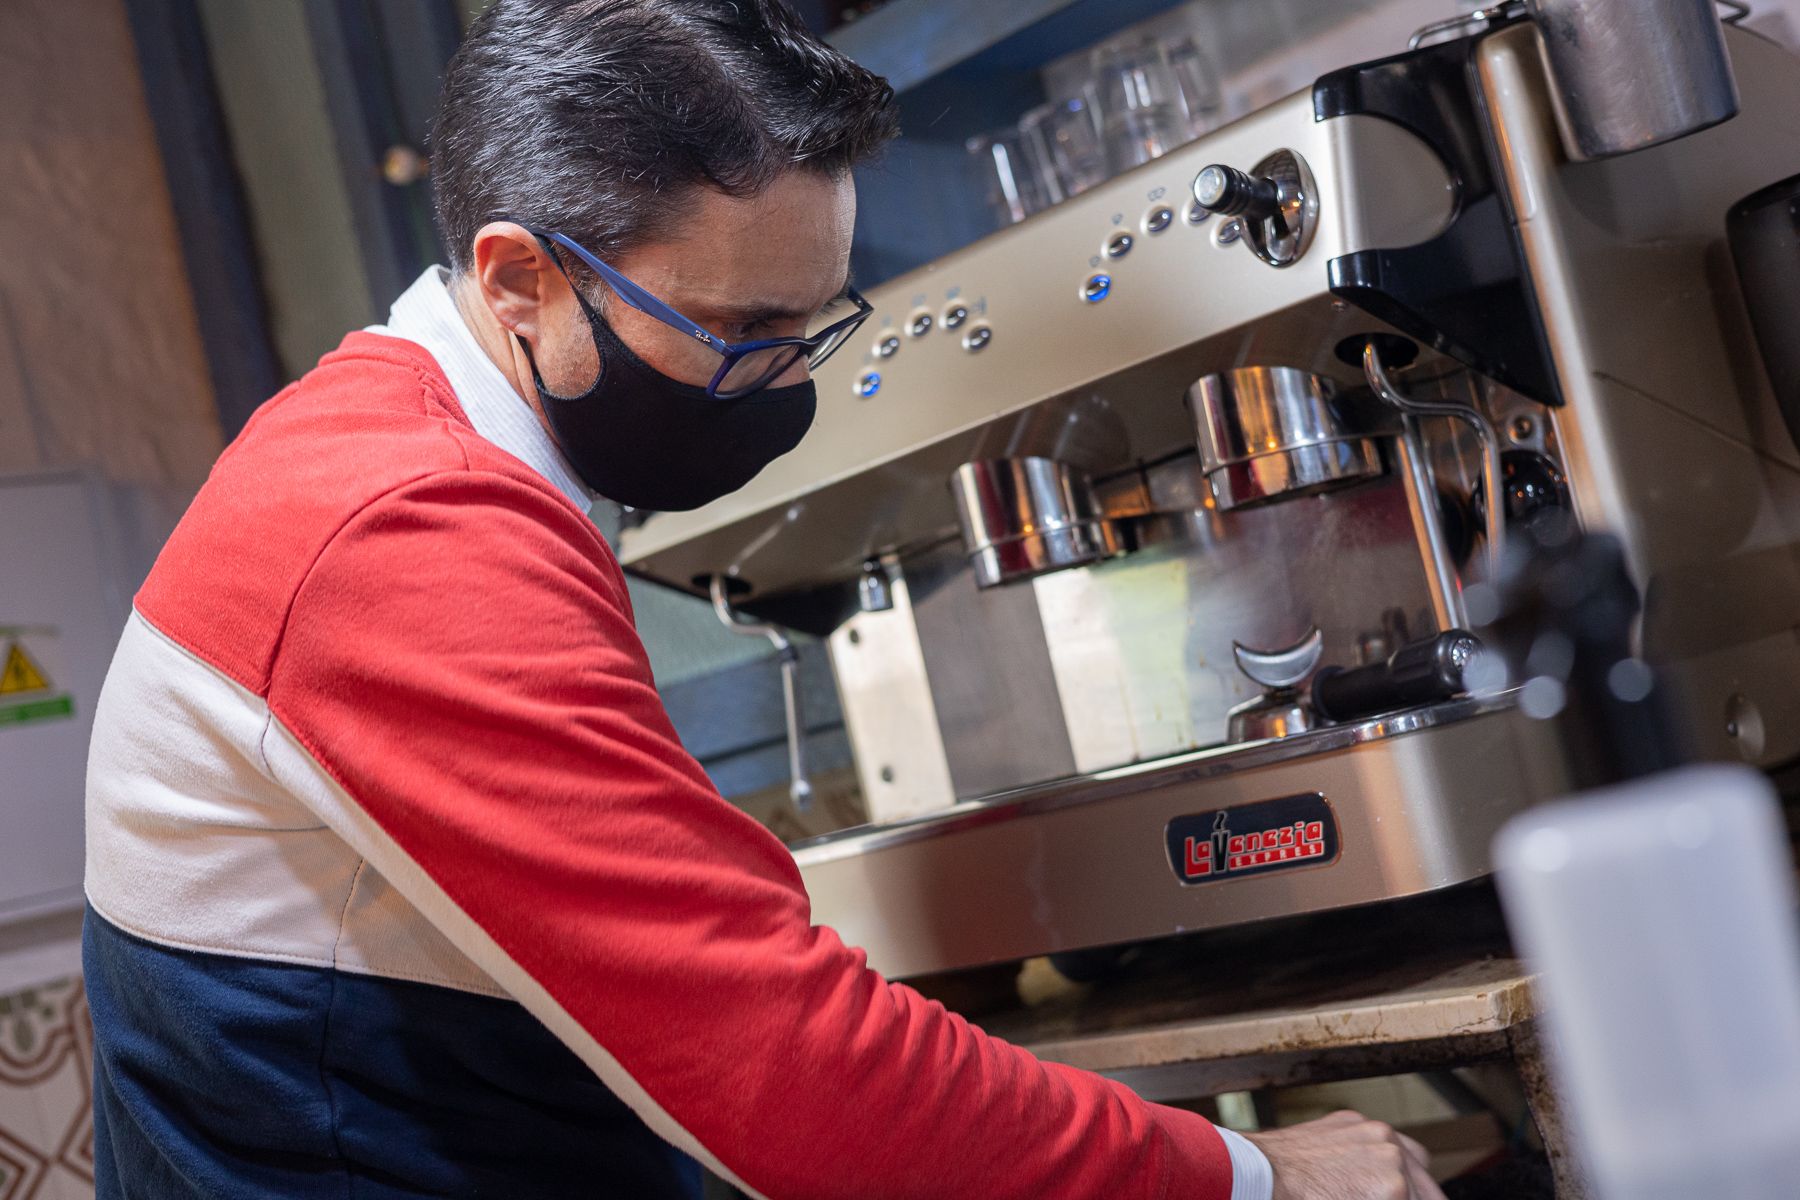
(84, 330), (1236, 1198)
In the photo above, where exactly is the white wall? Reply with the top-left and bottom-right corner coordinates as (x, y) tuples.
(0, 0), (224, 949)
(0, 0), (223, 1187)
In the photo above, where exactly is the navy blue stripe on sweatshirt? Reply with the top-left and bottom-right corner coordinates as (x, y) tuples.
(84, 908), (702, 1198)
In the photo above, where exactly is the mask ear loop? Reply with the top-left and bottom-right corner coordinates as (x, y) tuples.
(514, 234), (606, 400)
(532, 234), (608, 323)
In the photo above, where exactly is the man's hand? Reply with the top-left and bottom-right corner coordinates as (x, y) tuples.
(1243, 1109), (1447, 1200)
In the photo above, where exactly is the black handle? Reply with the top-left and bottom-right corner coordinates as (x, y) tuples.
(1312, 630), (1481, 723)
(1728, 173), (1800, 455)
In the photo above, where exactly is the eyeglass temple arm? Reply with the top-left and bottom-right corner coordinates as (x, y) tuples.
(539, 231), (729, 351)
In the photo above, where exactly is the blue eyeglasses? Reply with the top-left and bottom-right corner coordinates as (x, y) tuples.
(523, 225), (872, 400)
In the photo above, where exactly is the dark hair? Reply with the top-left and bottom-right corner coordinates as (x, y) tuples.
(429, 0), (899, 274)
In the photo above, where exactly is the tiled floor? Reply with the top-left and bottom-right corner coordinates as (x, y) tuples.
(0, 977), (93, 1200)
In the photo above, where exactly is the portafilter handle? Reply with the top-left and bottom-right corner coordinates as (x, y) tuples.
(709, 575), (813, 812)
(1312, 630), (1483, 723)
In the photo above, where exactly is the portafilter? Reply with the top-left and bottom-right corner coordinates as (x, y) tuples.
(950, 457), (1123, 589)
(1189, 366), (1382, 510)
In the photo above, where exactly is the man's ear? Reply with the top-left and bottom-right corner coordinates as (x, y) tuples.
(468, 221), (564, 341)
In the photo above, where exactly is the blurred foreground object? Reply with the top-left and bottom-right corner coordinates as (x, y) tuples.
(1467, 512), (1683, 787)
(1486, 518), (1800, 1197)
(1496, 766), (1800, 1200)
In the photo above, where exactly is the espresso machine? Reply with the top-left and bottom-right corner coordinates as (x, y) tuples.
(620, 15), (1800, 979)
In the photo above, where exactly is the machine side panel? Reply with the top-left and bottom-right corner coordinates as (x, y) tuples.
(827, 564), (958, 821)
(1476, 25), (1800, 766)
(905, 544), (1080, 797)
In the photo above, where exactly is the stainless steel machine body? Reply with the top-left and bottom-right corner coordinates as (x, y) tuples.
(620, 23), (1800, 978)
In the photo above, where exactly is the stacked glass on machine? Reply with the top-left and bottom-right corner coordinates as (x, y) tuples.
(967, 35), (1224, 229)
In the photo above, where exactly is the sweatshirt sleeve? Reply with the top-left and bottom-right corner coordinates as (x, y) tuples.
(262, 470), (1236, 1200)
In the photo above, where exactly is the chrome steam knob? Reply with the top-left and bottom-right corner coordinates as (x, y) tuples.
(1193, 164), (1281, 221)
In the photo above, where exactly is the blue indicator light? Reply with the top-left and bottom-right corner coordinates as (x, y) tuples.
(1082, 274), (1112, 303)
(855, 371), (881, 398)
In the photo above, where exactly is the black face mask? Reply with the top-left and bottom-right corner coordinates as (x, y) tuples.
(517, 287), (816, 513)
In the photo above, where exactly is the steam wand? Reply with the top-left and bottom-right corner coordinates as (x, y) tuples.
(1363, 342), (1506, 583)
(709, 575), (813, 812)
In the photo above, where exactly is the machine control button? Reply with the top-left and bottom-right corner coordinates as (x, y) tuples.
(1081, 273), (1112, 303)
(1144, 205), (1174, 234)
(942, 303), (970, 329)
(1105, 231), (1134, 258)
(854, 369), (881, 398)
(1186, 198), (1212, 225)
(874, 333), (901, 358)
(962, 325), (992, 352)
(907, 311), (933, 337)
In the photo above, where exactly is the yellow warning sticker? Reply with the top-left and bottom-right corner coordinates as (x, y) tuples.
(0, 628), (74, 728)
(1, 641), (50, 694)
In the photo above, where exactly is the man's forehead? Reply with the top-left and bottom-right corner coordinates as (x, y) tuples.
(697, 268), (853, 324)
(683, 177), (852, 262)
(627, 174), (855, 311)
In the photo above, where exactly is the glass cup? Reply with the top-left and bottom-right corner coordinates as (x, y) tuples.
(1021, 96), (1107, 199)
(966, 126), (1058, 227)
(1166, 36), (1224, 137)
(1088, 38), (1194, 174)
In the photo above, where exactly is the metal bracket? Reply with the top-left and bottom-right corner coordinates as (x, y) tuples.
(710, 575), (814, 812)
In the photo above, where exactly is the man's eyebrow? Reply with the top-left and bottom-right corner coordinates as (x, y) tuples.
(703, 272), (853, 325)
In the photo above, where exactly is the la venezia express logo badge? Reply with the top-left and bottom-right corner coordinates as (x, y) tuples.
(1165, 793), (1340, 886)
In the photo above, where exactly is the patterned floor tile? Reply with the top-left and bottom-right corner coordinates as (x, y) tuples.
(0, 979), (91, 1200)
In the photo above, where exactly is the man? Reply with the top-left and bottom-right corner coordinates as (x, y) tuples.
(83, 2), (1445, 1197)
